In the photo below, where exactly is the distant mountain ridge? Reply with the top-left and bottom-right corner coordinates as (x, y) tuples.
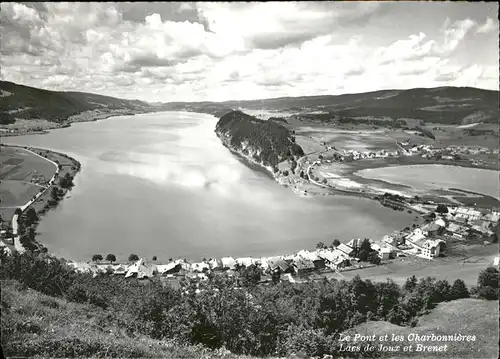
(162, 86), (499, 125)
(1, 81), (498, 126)
(0, 81), (154, 125)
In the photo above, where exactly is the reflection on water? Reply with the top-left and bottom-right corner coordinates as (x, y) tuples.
(3, 111), (413, 261)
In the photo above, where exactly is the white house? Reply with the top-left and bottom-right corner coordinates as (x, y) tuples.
(221, 256), (237, 270)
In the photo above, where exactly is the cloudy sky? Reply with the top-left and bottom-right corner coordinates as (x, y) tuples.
(1, 2), (498, 102)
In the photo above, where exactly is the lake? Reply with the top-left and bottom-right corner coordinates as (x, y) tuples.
(3, 111), (413, 262)
(355, 165), (500, 199)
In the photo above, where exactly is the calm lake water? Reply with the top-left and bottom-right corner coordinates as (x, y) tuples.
(3, 112), (413, 262)
(355, 165), (500, 199)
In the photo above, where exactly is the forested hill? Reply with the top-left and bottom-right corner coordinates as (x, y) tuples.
(0, 81), (154, 125)
(163, 86), (499, 125)
(215, 110), (304, 170)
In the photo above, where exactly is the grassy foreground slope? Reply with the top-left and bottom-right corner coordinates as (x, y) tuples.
(342, 298), (498, 359)
(0, 81), (153, 125)
(0, 280), (244, 359)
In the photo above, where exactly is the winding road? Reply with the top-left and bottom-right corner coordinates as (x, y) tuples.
(9, 146), (59, 254)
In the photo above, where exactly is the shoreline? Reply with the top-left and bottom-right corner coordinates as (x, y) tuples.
(0, 108), (156, 138)
(0, 143), (82, 254)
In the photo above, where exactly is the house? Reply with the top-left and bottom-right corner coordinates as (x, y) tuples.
(266, 257), (293, 273)
(208, 258), (223, 271)
(156, 261), (182, 275)
(258, 257), (270, 271)
(297, 250), (325, 269)
(317, 249), (338, 264)
(378, 246), (394, 260)
(112, 264), (128, 275)
(337, 243), (354, 256)
(434, 218), (446, 227)
(453, 216), (467, 225)
(423, 222), (442, 236)
(236, 257), (256, 268)
(446, 223), (462, 235)
(191, 262), (210, 273)
(493, 257), (499, 267)
(484, 212), (500, 223)
(406, 228), (426, 242)
(423, 239), (447, 258)
(125, 259), (154, 279)
(347, 238), (363, 249)
(331, 256), (349, 269)
(292, 258), (316, 275)
(221, 257), (237, 270)
(411, 238), (446, 259)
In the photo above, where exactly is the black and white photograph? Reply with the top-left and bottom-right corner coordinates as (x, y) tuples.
(0, 1), (499, 358)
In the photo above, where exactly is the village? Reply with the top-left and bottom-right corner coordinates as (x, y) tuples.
(53, 203), (499, 290)
(317, 142), (497, 164)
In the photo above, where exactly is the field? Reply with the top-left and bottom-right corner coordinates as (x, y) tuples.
(0, 147), (57, 219)
(341, 298), (498, 358)
(295, 126), (403, 152)
(340, 244), (497, 286)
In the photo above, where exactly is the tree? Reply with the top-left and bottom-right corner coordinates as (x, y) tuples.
(240, 264), (261, 287)
(316, 241), (326, 249)
(403, 275), (418, 292)
(449, 279), (469, 300)
(50, 187), (59, 201)
(436, 204), (448, 214)
(106, 254), (116, 263)
(477, 267), (499, 290)
(92, 254), (103, 262)
(332, 239), (341, 247)
(152, 256), (157, 261)
(271, 269), (281, 284)
(14, 208), (22, 216)
(59, 173), (74, 189)
(360, 238), (372, 252)
(128, 253), (139, 262)
(368, 252), (381, 265)
(358, 249), (369, 262)
(25, 207), (38, 225)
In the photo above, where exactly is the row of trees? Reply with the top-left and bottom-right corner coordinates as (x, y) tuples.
(1, 248), (497, 358)
(90, 253), (158, 263)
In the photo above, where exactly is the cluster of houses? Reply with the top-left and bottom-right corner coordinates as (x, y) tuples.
(67, 238), (402, 282)
(342, 149), (400, 161)
(383, 206), (499, 259)
(406, 144), (495, 160)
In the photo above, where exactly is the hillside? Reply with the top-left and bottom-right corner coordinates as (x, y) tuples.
(341, 298), (498, 358)
(0, 280), (243, 359)
(1, 249), (498, 358)
(214, 110), (305, 170)
(162, 87), (499, 125)
(0, 81), (154, 125)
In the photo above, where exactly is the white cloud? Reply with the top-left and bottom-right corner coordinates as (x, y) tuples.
(476, 18), (496, 34)
(0, 2), (497, 102)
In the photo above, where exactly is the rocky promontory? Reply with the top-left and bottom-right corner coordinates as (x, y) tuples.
(215, 110), (307, 189)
